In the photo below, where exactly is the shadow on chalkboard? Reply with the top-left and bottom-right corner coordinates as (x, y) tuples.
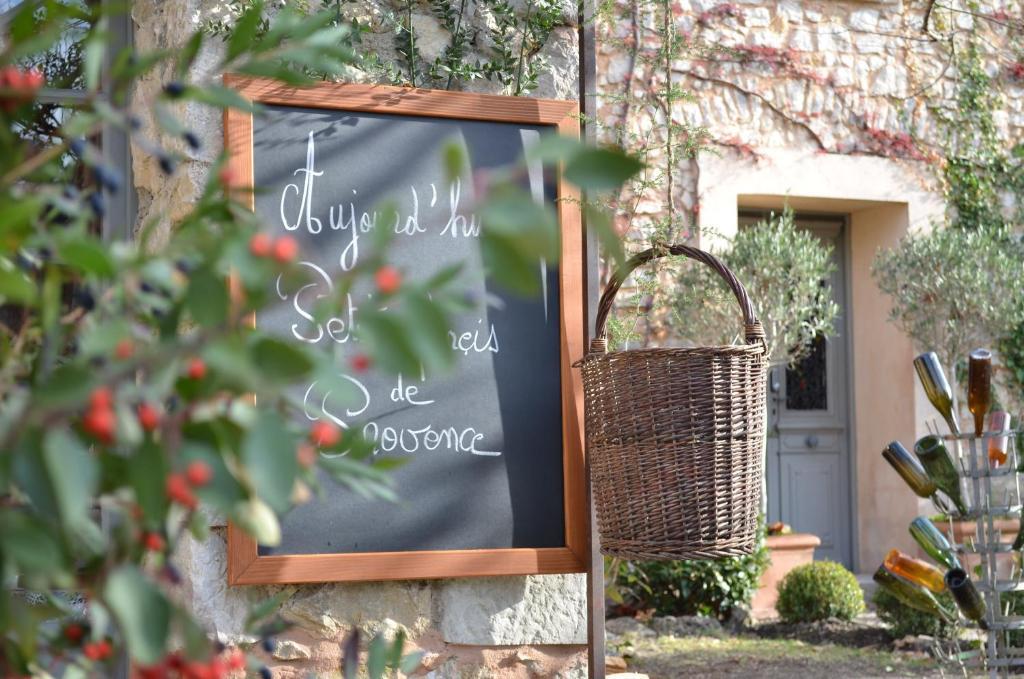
(458, 123), (567, 549)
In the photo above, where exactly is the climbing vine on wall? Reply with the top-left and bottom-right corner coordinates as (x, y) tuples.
(208, 0), (563, 95)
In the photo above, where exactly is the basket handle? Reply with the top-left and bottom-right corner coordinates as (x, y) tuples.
(590, 243), (765, 354)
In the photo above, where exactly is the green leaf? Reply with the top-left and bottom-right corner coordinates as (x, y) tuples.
(190, 84), (260, 113)
(442, 142), (467, 183)
(400, 651), (426, 674)
(35, 364), (93, 408)
(240, 412), (298, 514)
(401, 292), (454, 374)
(357, 312), (420, 375)
(185, 267), (229, 328)
(367, 634), (388, 679)
(82, 24), (107, 92)
(129, 441), (169, 525)
(104, 566), (170, 665)
(564, 148), (643, 192)
(0, 266), (35, 305)
(42, 428), (98, 528)
(585, 204), (625, 267)
(176, 31), (205, 79)
(226, 0), (265, 62)
(0, 511), (65, 576)
(524, 133), (583, 163)
(231, 498), (281, 546)
(249, 336), (315, 383)
(245, 590), (293, 630)
(58, 237), (117, 278)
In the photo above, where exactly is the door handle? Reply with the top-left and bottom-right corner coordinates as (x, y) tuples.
(805, 435), (819, 449)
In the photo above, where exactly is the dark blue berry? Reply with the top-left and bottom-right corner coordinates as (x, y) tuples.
(158, 154), (175, 176)
(62, 185), (80, 200)
(261, 637), (275, 654)
(183, 131), (201, 150)
(140, 281), (154, 294)
(37, 246), (52, 261)
(259, 667), (272, 679)
(74, 286), (96, 311)
(163, 81), (186, 98)
(87, 192), (105, 218)
(162, 563), (182, 585)
(69, 138), (87, 157)
(174, 259), (195, 274)
(95, 165), (122, 194)
(127, 115), (142, 131)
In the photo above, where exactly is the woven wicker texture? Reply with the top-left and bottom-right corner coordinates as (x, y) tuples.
(578, 244), (767, 560)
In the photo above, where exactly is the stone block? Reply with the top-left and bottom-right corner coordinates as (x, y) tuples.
(272, 640), (312, 661)
(280, 581), (433, 640)
(438, 574), (586, 645)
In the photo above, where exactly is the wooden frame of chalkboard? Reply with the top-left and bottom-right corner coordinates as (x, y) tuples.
(222, 75), (588, 584)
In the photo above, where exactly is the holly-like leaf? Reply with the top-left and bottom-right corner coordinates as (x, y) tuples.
(240, 412), (298, 514)
(104, 566), (171, 665)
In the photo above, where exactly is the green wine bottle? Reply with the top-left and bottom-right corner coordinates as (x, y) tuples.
(1013, 511), (1024, 551)
(945, 567), (986, 623)
(883, 441), (937, 498)
(914, 352), (961, 436)
(873, 565), (955, 622)
(915, 435), (968, 515)
(909, 516), (960, 570)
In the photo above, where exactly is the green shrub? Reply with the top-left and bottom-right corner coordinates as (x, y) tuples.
(873, 587), (960, 640)
(608, 541), (770, 621)
(776, 561), (864, 623)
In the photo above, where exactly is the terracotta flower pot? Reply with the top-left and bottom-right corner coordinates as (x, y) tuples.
(751, 533), (821, 621)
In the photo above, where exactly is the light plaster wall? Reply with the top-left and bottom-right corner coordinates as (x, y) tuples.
(130, 1), (587, 677)
(598, 0), (1022, 572)
(698, 149), (944, 570)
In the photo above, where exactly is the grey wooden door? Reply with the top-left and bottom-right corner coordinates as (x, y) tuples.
(741, 213), (853, 567)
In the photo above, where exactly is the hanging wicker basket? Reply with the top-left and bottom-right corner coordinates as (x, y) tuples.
(577, 244), (768, 561)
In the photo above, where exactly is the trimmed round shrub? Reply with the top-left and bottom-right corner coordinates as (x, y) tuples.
(873, 587), (959, 640)
(776, 561), (864, 623)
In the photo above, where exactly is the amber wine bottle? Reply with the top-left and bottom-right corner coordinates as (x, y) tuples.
(968, 349), (993, 438)
(909, 516), (960, 571)
(914, 352), (961, 436)
(914, 435), (967, 515)
(945, 568), (986, 623)
(988, 411), (1012, 467)
(873, 565), (955, 622)
(882, 441), (937, 498)
(884, 548), (946, 593)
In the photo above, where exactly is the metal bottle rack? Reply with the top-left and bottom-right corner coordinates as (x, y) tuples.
(935, 427), (1024, 676)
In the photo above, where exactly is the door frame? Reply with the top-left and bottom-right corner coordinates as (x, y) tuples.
(739, 208), (858, 570)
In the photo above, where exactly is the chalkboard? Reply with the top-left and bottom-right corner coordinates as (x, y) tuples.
(224, 78), (587, 583)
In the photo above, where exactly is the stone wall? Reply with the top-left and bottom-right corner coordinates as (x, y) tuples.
(130, 1), (587, 677)
(596, 0), (1024, 235)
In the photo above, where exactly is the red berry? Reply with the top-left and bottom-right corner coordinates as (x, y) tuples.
(83, 640), (111, 661)
(115, 338), (135, 360)
(23, 69), (44, 91)
(309, 421), (341, 448)
(83, 407), (116, 444)
(134, 663), (169, 679)
(166, 473), (197, 509)
(143, 532), (165, 552)
(271, 236), (299, 264)
(183, 662), (214, 679)
(186, 460), (213, 487)
(296, 443), (318, 469)
(63, 623), (85, 644)
(90, 387), (113, 410)
(227, 650), (246, 670)
(137, 402), (160, 432)
(249, 233), (272, 257)
(218, 166), (238, 189)
(187, 358), (207, 380)
(374, 266), (402, 295)
(350, 354), (371, 373)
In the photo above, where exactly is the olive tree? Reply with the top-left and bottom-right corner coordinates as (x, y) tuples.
(671, 208), (839, 366)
